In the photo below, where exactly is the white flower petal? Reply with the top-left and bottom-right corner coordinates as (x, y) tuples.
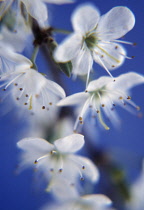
(22, 0), (48, 27)
(46, 79), (66, 98)
(93, 42), (126, 70)
(108, 72), (144, 91)
(44, 0), (74, 4)
(57, 92), (89, 106)
(54, 134), (84, 153)
(72, 47), (93, 75)
(97, 6), (135, 40)
(54, 33), (82, 62)
(70, 155), (99, 182)
(87, 76), (112, 92)
(71, 4), (100, 34)
(82, 194), (112, 206)
(0, 45), (32, 72)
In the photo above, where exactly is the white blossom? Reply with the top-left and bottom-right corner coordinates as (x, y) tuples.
(0, 0), (74, 27)
(0, 51), (65, 118)
(54, 4), (135, 81)
(57, 72), (144, 130)
(44, 194), (112, 210)
(17, 134), (99, 187)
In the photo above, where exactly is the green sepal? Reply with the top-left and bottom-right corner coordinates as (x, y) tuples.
(47, 39), (72, 77)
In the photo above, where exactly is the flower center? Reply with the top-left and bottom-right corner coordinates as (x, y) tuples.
(84, 32), (98, 49)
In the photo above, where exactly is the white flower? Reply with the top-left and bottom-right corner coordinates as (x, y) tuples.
(57, 72), (144, 131)
(0, 51), (65, 117)
(54, 4), (135, 81)
(0, 0), (74, 27)
(127, 160), (144, 210)
(44, 194), (112, 210)
(17, 134), (99, 186)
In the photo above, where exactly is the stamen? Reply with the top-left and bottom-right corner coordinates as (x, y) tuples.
(96, 55), (115, 81)
(112, 40), (135, 45)
(29, 96), (33, 110)
(34, 153), (50, 163)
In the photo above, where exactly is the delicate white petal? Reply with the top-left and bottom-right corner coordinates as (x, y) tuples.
(22, 0), (48, 27)
(0, 45), (32, 72)
(17, 138), (54, 161)
(71, 155), (99, 182)
(46, 79), (66, 98)
(108, 72), (144, 91)
(93, 42), (126, 70)
(54, 134), (84, 153)
(82, 194), (112, 206)
(97, 6), (135, 40)
(44, 0), (74, 4)
(57, 92), (89, 106)
(54, 33), (82, 62)
(72, 47), (93, 75)
(71, 4), (100, 34)
(87, 76), (112, 92)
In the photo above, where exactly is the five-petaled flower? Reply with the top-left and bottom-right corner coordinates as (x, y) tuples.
(57, 72), (144, 130)
(0, 50), (65, 116)
(17, 134), (99, 187)
(54, 4), (135, 83)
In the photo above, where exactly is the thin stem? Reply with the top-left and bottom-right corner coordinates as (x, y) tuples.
(53, 27), (72, 35)
(31, 45), (39, 70)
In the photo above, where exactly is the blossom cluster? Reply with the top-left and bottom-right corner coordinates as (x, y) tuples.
(0, 1), (144, 210)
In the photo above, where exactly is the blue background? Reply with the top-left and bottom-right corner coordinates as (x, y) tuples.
(0, 0), (144, 209)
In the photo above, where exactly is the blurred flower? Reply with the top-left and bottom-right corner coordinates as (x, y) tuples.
(54, 4), (135, 82)
(126, 160), (144, 210)
(44, 194), (112, 210)
(57, 72), (144, 130)
(17, 134), (99, 187)
(0, 0), (74, 27)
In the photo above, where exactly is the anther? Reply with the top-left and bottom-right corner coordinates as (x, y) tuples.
(59, 169), (63, 173)
(102, 104), (105, 107)
(85, 90), (88, 93)
(19, 88), (23, 91)
(50, 168), (54, 172)
(82, 166), (85, 169)
(16, 97), (20, 100)
(127, 96), (131, 100)
(79, 117), (83, 121)
(24, 103), (28, 105)
(42, 106), (45, 109)
(49, 102), (52, 105)
(80, 177), (84, 181)
(96, 110), (100, 113)
(111, 65), (115, 68)
(14, 83), (18, 86)
(2, 88), (6, 91)
(101, 55), (104, 58)
(131, 56), (135, 58)
(136, 106), (140, 111)
(34, 160), (38, 164)
(133, 42), (137, 46)
(25, 94), (29, 97)
(119, 96), (123, 100)
(115, 46), (118, 49)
